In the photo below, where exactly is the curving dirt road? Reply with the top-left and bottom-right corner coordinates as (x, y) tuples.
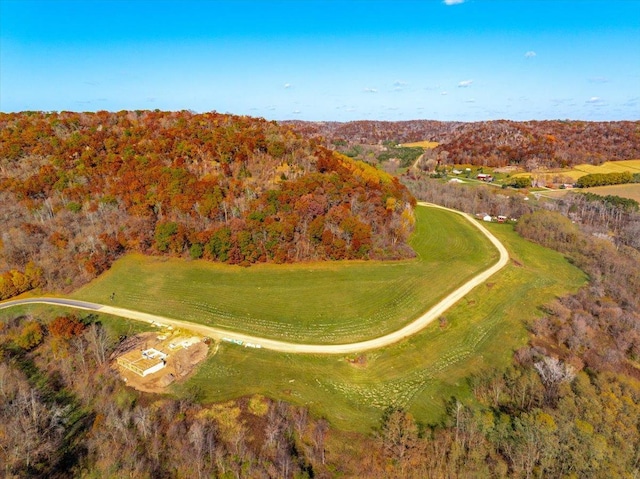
(0, 203), (509, 354)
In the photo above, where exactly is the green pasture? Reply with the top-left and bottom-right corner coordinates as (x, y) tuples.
(177, 223), (585, 431)
(72, 206), (497, 344)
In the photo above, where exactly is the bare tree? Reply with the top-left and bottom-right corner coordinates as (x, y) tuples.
(86, 323), (110, 366)
(312, 419), (329, 465)
(534, 356), (576, 405)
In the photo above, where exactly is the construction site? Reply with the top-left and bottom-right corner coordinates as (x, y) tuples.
(113, 324), (210, 393)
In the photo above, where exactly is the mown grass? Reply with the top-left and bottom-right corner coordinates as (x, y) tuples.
(72, 206), (497, 344)
(175, 223), (585, 432)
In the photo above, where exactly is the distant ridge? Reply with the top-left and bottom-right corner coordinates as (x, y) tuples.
(284, 119), (640, 168)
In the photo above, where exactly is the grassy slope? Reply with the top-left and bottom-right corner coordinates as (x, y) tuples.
(72, 206), (497, 344)
(175, 223), (585, 432)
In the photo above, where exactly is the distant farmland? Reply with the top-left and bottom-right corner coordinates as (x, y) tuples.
(400, 140), (439, 149)
(544, 159), (640, 181)
(582, 184), (640, 202)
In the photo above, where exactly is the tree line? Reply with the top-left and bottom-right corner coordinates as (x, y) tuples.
(575, 171), (640, 188)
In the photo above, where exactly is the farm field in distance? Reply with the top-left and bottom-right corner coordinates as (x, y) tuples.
(400, 140), (439, 149)
(580, 183), (640, 202)
(71, 205), (497, 344)
(512, 159), (640, 181)
(537, 184), (640, 202)
(176, 223), (585, 431)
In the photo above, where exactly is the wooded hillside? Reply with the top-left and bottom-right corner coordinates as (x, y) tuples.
(0, 111), (415, 299)
(286, 119), (640, 169)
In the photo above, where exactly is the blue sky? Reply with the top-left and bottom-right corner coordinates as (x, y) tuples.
(1, 0), (639, 121)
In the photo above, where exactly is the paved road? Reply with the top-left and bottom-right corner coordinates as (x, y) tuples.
(0, 203), (509, 354)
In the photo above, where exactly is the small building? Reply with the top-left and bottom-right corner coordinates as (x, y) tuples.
(117, 348), (168, 377)
(497, 215), (507, 223)
(483, 215), (493, 222)
(452, 169), (462, 175)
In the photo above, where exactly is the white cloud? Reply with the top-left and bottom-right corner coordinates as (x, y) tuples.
(441, 91), (448, 95)
(458, 80), (473, 88)
(525, 51), (537, 58)
(284, 83), (292, 89)
(443, 0), (465, 5)
(465, 99), (476, 103)
(363, 87), (378, 93)
(393, 80), (408, 91)
(588, 77), (609, 83)
(586, 96), (601, 103)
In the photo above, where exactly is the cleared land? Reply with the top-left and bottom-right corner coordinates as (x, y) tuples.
(178, 223), (585, 431)
(70, 205), (497, 344)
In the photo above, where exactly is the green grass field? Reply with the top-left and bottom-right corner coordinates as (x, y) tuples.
(176, 223), (585, 431)
(72, 206), (497, 344)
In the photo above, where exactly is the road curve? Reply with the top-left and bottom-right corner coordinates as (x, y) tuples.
(0, 203), (509, 354)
